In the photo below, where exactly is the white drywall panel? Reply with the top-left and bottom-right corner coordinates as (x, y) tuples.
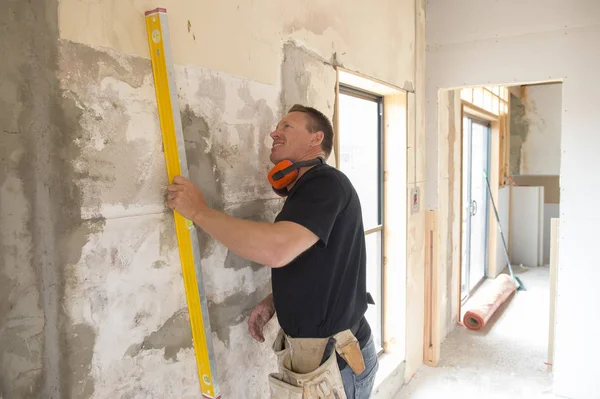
(495, 186), (510, 274)
(426, 0), (600, 47)
(509, 187), (544, 267)
(426, 1), (600, 397)
(543, 204), (560, 265)
(519, 84), (562, 175)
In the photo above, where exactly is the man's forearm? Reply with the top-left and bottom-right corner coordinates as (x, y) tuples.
(262, 293), (274, 310)
(192, 207), (285, 268)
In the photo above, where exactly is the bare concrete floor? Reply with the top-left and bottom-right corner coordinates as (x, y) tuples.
(397, 265), (559, 399)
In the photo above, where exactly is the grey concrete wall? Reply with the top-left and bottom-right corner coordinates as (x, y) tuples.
(0, 1), (88, 397)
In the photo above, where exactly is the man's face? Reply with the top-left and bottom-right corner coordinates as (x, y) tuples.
(269, 112), (316, 164)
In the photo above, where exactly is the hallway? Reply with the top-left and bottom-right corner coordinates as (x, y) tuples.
(398, 266), (555, 398)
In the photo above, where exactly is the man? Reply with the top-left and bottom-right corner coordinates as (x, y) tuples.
(167, 104), (379, 398)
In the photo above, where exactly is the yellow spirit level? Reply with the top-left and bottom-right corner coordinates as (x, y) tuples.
(145, 8), (221, 399)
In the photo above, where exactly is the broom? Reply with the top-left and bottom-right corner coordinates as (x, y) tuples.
(483, 170), (525, 291)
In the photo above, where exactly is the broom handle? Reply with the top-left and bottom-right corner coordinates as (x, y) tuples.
(483, 170), (514, 277)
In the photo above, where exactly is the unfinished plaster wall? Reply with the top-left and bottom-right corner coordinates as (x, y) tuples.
(510, 84), (562, 176)
(58, 1), (416, 90)
(426, 0), (600, 397)
(1, 1), (422, 398)
(56, 41), (288, 398)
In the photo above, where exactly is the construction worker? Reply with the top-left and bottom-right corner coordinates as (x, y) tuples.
(167, 104), (379, 398)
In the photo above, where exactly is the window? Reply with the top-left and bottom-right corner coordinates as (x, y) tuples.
(461, 85), (510, 185)
(338, 85), (384, 352)
(461, 86), (508, 116)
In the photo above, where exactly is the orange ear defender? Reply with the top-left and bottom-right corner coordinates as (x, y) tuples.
(268, 157), (324, 196)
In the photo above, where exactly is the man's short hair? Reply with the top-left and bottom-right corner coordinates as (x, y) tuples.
(288, 104), (334, 158)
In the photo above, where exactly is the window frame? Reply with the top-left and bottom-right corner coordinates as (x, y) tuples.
(338, 84), (385, 353)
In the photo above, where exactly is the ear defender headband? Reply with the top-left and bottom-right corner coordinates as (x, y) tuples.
(268, 157), (324, 196)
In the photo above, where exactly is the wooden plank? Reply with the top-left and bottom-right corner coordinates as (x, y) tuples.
(405, 189), (425, 378)
(457, 104), (465, 324)
(548, 218), (560, 371)
(487, 120), (501, 278)
(382, 92), (406, 353)
(407, 93), (416, 184)
(461, 100), (500, 121)
(499, 113), (507, 185)
(423, 211), (432, 360)
(423, 210), (439, 366)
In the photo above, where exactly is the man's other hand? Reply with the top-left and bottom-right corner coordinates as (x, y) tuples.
(167, 175), (206, 220)
(248, 295), (275, 343)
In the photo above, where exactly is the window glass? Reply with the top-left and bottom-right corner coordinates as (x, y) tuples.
(339, 92), (381, 230)
(339, 87), (384, 353)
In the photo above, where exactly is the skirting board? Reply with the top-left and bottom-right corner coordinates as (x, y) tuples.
(423, 210), (438, 366)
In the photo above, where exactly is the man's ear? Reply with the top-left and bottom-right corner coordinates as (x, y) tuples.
(310, 131), (324, 147)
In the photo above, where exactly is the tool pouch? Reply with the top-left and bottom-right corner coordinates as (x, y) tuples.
(331, 330), (366, 376)
(268, 329), (365, 399)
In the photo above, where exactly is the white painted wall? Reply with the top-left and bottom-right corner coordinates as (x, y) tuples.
(426, 1), (600, 397)
(519, 84), (562, 175)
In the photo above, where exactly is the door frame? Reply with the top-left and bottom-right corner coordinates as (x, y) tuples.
(457, 102), (501, 320)
(460, 115), (492, 303)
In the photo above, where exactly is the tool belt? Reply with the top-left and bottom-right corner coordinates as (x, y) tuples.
(268, 328), (365, 399)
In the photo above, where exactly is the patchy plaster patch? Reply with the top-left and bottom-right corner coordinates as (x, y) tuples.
(510, 93), (530, 175)
(65, 323), (96, 398)
(182, 105), (223, 211)
(65, 214), (199, 397)
(127, 309), (193, 362)
(58, 40), (166, 220)
(176, 64), (280, 205)
(208, 280), (272, 348)
(280, 42), (337, 131)
(0, 172), (43, 398)
(212, 316), (279, 398)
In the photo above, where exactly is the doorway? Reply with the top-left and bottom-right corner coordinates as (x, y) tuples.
(461, 116), (491, 300)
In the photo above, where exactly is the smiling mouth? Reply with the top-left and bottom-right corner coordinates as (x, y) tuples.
(272, 143), (283, 148)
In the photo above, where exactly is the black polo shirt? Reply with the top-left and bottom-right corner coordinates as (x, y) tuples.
(271, 163), (372, 350)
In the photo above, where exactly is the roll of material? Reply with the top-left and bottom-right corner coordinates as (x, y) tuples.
(463, 274), (517, 331)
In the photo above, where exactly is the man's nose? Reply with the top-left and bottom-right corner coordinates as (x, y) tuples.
(270, 130), (279, 138)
